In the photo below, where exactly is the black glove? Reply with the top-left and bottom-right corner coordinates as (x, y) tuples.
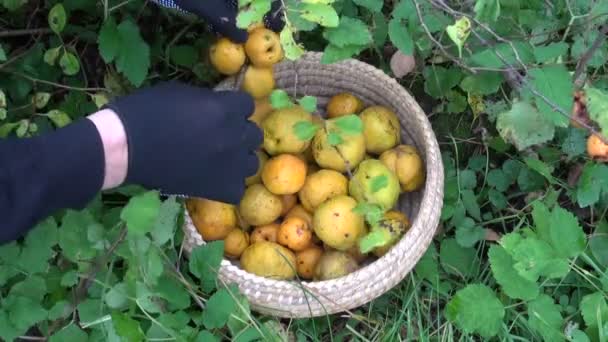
(174, 0), (285, 43)
(105, 81), (261, 204)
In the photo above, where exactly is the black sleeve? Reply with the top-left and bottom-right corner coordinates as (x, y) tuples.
(0, 119), (105, 244)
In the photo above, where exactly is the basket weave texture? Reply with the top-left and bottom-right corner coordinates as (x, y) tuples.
(181, 52), (444, 318)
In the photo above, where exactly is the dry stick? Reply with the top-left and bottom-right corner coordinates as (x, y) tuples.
(428, 0), (608, 145)
(411, 0), (478, 74)
(0, 28), (52, 37)
(573, 23), (608, 86)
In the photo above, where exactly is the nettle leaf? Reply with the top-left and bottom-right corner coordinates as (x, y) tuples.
(202, 287), (237, 329)
(459, 71), (503, 95)
(333, 114), (363, 135)
(388, 18), (413, 55)
(585, 87), (608, 136)
(300, 3), (339, 27)
(527, 295), (564, 342)
(353, 0), (382, 12)
(269, 89), (293, 109)
(474, 0), (500, 22)
(121, 190), (161, 235)
(323, 16), (372, 47)
(48, 3), (67, 34)
(577, 163), (608, 208)
(496, 101), (555, 150)
(524, 65), (573, 127)
(280, 25), (305, 60)
(534, 42), (569, 63)
(298, 95), (317, 113)
(236, 0), (271, 29)
(293, 121), (319, 141)
(489, 244), (539, 300)
(445, 284), (505, 338)
(59, 51), (80, 76)
(189, 241), (225, 292)
(321, 43), (366, 64)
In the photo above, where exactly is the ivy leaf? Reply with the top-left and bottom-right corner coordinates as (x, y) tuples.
(527, 295), (564, 342)
(459, 71), (503, 95)
(445, 284), (505, 338)
(279, 25), (305, 60)
(120, 190), (161, 235)
(474, 0), (500, 22)
(353, 0), (382, 12)
(112, 312), (145, 342)
(489, 245), (539, 300)
(333, 114), (364, 135)
(496, 101), (555, 150)
(300, 3), (339, 27)
(48, 3), (67, 34)
(269, 89), (293, 109)
(577, 163), (608, 208)
(59, 51), (80, 76)
(388, 18), (413, 54)
(323, 16), (372, 47)
(585, 87), (608, 136)
(202, 288), (237, 329)
(534, 42), (569, 63)
(293, 121), (319, 141)
(327, 131), (343, 145)
(370, 175), (388, 193)
(236, 0), (271, 29)
(189, 241), (225, 292)
(321, 43), (366, 64)
(298, 95), (317, 113)
(524, 65), (573, 127)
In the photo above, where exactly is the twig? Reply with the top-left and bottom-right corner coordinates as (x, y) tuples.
(411, 0), (478, 74)
(0, 28), (51, 38)
(573, 23), (608, 86)
(0, 70), (107, 92)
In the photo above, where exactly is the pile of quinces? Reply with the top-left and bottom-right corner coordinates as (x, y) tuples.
(186, 30), (426, 282)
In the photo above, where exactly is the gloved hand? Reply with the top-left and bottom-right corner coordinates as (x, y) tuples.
(174, 0), (285, 43)
(104, 81), (261, 204)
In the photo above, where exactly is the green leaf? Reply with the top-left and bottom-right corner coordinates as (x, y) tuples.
(359, 229), (392, 254)
(524, 65), (573, 127)
(580, 292), (608, 328)
(0, 44), (6, 61)
(321, 43), (366, 64)
(293, 121), (319, 141)
(459, 169), (477, 189)
(585, 87), (608, 136)
(461, 189), (481, 221)
(279, 25), (305, 60)
(423, 66), (463, 99)
(562, 127), (587, 158)
(459, 71), (503, 95)
(445, 284), (505, 338)
(372, 12), (388, 47)
(189, 241), (225, 292)
(269, 89), (293, 109)
(589, 221), (608, 268)
(33, 92), (51, 109)
(59, 210), (99, 263)
(353, 0), (382, 12)
(121, 190), (161, 235)
(196, 331), (221, 342)
(548, 206), (586, 258)
(236, 0), (271, 29)
(145, 248), (164, 285)
(488, 189), (508, 209)
(527, 295), (564, 341)
(60, 270), (79, 287)
(300, 3), (339, 27)
(455, 223), (485, 248)
(489, 244), (539, 300)
(414, 244), (439, 282)
(0, 310), (21, 342)
(48, 300), (70, 320)
(388, 18), (413, 54)
(49, 323), (88, 342)
(524, 157), (554, 183)
(534, 42), (569, 63)
(352, 202), (384, 226)
(227, 290), (252, 337)
(327, 131), (343, 145)
(496, 101), (555, 150)
(151, 196), (181, 246)
(59, 51), (80, 76)
(468, 41), (534, 69)
(6, 295), (48, 331)
(572, 31), (608, 69)
(112, 312), (145, 342)
(446, 91), (467, 113)
(48, 3), (67, 33)
(298, 95), (317, 113)
(370, 175), (389, 193)
(445, 17), (471, 58)
(44, 47), (61, 65)
(474, 0), (500, 22)
(323, 16), (372, 47)
(98, 17), (119, 63)
(105, 282), (129, 309)
(47, 109), (72, 128)
(439, 238), (479, 278)
(169, 45), (198, 68)
(0, 109), (6, 121)
(333, 114), (364, 135)
(487, 169), (509, 192)
(202, 288), (237, 329)
(508, 236), (570, 281)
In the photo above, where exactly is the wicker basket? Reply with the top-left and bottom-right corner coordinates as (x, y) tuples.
(181, 52), (444, 318)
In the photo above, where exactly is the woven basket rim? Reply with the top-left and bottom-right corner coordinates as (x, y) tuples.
(180, 51), (444, 318)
